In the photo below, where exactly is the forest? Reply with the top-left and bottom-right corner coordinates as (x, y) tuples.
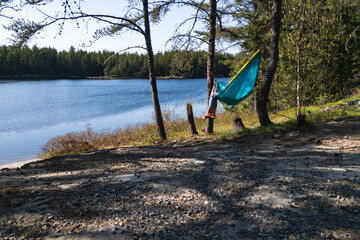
(228, 0), (359, 111)
(0, 45), (234, 79)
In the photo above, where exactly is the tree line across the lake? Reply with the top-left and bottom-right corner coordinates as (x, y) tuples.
(0, 45), (234, 79)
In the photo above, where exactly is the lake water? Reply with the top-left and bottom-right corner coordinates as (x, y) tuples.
(0, 78), (225, 165)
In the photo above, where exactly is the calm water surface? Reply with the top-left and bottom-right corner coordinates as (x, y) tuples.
(0, 78), (224, 165)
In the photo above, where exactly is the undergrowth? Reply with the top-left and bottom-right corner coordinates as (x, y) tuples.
(39, 93), (360, 159)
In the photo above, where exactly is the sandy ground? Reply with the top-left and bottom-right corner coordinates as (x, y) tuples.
(0, 117), (359, 239)
(0, 159), (40, 170)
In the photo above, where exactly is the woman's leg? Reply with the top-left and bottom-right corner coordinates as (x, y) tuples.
(209, 95), (218, 110)
(205, 95), (218, 118)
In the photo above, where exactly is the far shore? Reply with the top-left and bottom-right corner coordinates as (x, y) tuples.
(0, 75), (206, 80)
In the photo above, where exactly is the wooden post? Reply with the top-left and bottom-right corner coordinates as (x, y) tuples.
(187, 104), (198, 136)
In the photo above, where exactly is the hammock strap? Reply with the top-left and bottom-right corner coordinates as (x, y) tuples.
(209, 70), (218, 94)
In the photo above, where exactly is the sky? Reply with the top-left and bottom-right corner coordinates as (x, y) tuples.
(0, 0), (240, 54)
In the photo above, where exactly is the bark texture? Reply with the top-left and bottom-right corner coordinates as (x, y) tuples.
(143, 0), (166, 140)
(205, 0), (217, 134)
(256, 0), (282, 127)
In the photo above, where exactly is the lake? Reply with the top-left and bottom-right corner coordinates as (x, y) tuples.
(0, 78), (225, 165)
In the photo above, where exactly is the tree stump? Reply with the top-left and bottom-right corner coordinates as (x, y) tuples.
(233, 117), (245, 132)
(187, 104), (198, 136)
(296, 114), (306, 127)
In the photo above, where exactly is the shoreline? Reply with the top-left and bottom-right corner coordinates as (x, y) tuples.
(0, 158), (40, 170)
(0, 75), (203, 80)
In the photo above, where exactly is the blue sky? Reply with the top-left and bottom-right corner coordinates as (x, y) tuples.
(0, 0), (239, 53)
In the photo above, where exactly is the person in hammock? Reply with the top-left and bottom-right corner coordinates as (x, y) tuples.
(204, 87), (219, 119)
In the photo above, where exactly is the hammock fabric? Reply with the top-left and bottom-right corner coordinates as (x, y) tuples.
(215, 50), (261, 106)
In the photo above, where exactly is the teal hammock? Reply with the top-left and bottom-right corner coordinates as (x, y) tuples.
(216, 50), (261, 106)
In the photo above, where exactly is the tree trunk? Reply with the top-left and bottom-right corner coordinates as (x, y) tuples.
(253, 87), (258, 112)
(205, 0), (217, 134)
(256, 0), (282, 127)
(296, 44), (301, 116)
(296, 1), (305, 117)
(142, 0), (166, 140)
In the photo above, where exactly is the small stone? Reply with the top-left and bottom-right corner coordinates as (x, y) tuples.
(289, 131), (300, 137)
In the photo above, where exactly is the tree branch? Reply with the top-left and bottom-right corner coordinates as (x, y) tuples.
(103, 46), (147, 65)
(0, 1), (19, 19)
(7, 11), (148, 47)
(346, 25), (360, 53)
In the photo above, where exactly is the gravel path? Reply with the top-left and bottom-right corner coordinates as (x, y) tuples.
(0, 118), (359, 239)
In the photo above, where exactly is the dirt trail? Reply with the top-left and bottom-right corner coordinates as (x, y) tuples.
(0, 118), (359, 239)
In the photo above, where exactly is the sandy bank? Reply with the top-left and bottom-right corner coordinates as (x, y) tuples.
(0, 158), (40, 170)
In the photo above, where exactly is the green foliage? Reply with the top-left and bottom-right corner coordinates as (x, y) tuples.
(278, 0), (349, 110)
(308, 106), (360, 123)
(232, 0), (360, 112)
(4, 19), (43, 47)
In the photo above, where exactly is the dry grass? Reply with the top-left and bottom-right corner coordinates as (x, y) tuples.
(38, 108), (266, 159)
(39, 107), (205, 159)
(39, 92), (360, 159)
